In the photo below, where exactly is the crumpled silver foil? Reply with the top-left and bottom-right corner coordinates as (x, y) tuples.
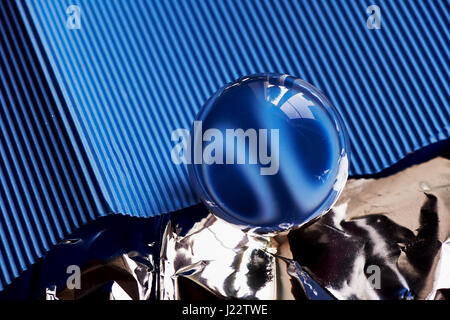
(37, 156), (449, 300)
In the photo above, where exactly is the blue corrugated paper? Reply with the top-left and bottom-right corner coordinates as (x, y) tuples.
(0, 0), (109, 291)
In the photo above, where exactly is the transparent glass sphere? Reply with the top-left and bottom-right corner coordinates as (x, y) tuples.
(188, 74), (350, 233)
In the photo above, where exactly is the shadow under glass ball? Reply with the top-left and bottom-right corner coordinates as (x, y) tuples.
(188, 74), (350, 233)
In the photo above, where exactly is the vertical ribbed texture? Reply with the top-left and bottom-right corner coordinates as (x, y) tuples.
(22, 0), (449, 217)
(22, 0), (201, 218)
(0, 1), (108, 291)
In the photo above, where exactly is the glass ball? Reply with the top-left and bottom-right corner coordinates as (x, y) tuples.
(188, 74), (350, 233)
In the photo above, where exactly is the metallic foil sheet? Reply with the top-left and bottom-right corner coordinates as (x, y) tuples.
(160, 154), (449, 300)
(1, 157), (449, 300)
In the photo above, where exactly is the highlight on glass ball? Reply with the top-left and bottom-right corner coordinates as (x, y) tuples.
(188, 73), (350, 233)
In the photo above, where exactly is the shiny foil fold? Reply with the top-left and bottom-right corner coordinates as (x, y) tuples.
(2, 157), (448, 300)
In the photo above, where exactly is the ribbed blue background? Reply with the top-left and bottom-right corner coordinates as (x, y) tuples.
(0, 0), (448, 290)
(22, 0), (450, 219)
(0, 1), (109, 291)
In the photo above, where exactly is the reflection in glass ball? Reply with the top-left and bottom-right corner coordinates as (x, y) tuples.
(188, 74), (350, 233)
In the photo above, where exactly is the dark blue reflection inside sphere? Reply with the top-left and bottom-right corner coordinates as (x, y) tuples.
(189, 74), (349, 232)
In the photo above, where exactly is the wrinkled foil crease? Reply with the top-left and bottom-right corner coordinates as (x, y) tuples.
(33, 157), (450, 300)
